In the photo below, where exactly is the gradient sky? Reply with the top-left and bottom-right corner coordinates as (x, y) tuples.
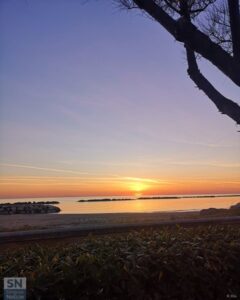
(0, 0), (239, 198)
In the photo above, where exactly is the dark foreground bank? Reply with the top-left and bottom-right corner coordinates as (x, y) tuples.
(0, 224), (239, 300)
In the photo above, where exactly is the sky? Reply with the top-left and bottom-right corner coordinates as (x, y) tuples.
(0, 0), (239, 198)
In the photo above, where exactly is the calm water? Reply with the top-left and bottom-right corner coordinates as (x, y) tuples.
(0, 195), (240, 214)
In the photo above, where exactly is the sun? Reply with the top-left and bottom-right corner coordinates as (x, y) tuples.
(123, 177), (153, 196)
(129, 182), (148, 193)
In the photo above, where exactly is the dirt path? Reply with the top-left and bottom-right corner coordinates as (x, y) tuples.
(1, 215), (240, 249)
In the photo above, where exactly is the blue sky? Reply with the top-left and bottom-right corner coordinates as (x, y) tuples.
(0, 0), (239, 197)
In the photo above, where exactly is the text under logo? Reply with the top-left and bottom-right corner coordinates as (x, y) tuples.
(4, 277), (26, 300)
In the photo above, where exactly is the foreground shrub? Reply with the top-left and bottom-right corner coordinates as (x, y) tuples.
(0, 225), (240, 299)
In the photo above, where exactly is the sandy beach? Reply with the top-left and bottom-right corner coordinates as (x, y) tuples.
(1, 211), (240, 250)
(0, 211), (202, 232)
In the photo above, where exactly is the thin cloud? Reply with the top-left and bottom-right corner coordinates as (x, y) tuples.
(121, 177), (168, 184)
(168, 161), (240, 168)
(167, 137), (237, 148)
(0, 163), (89, 175)
(58, 160), (145, 167)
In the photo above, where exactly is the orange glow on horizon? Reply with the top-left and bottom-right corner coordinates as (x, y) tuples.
(0, 175), (239, 199)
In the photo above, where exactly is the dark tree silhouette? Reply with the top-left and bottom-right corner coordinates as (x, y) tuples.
(118, 0), (240, 124)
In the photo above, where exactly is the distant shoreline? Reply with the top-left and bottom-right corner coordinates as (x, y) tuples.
(1, 193), (240, 201)
(78, 194), (240, 203)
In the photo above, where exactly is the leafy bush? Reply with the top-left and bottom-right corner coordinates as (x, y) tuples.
(1, 225), (240, 299)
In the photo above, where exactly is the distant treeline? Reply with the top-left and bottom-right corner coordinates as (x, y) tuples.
(78, 194), (240, 203)
(138, 196), (180, 200)
(78, 198), (132, 203)
(138, 195), (240, 200)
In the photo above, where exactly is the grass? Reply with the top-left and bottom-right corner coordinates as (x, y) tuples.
(0, 224), (240, 300)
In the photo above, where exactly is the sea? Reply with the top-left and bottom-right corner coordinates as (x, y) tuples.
(0, 194), (240, 214)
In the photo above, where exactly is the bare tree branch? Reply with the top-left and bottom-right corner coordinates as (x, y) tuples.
(131, 0), (240, 87)
(117, 0), (240, 125)
(186, 46), (240, 124)
(199, 1), (232, 54)
(228, 0), (240, 61)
